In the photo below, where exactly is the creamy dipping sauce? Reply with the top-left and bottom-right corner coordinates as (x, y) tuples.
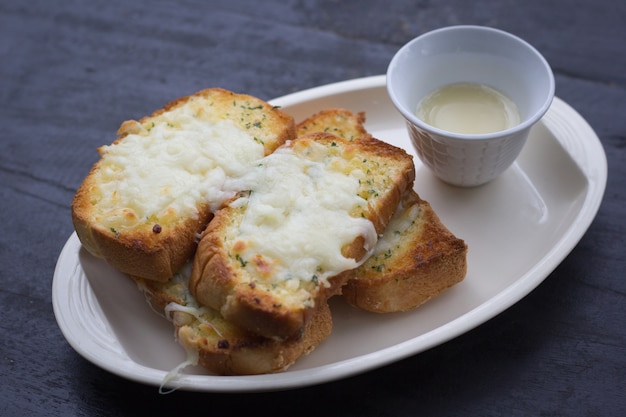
(416, 83), (520, 134)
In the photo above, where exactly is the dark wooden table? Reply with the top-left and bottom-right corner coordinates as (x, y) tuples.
(1, 1), (624, 415)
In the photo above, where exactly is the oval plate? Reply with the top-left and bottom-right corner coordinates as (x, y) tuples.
(53, 75), (607, 393)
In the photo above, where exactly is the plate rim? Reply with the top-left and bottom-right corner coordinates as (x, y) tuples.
(52, 75), (607, 393)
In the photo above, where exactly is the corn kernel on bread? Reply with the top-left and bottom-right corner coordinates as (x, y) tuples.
(296, 108), (370, 141)
(341, 190), (468, 313)
(133, 266), (332, 376)
(189, 132), (415, 339)
(72, 88), (295, 282)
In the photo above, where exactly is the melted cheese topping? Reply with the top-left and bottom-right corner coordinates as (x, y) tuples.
(230, 140), (378, 288)
(372, 198), (420, 256)
(93, 102), (265, 229)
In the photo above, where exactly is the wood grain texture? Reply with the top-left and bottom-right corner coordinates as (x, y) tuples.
(1, 0), (624, 415)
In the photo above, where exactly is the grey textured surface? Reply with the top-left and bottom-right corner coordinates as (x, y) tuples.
(1, 1), (624, 415)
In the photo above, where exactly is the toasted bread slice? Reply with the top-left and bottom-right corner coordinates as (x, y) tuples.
(296, 108), (370, 141)
(341, 190), (468, 313)
(134, 265), (332, 376)
(72, 88), (295, 282)
(189, 132), (415, 339)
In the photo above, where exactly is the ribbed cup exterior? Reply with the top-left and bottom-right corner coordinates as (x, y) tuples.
(406, 121), (530, 187)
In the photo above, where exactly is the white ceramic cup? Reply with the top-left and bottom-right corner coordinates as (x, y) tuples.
(387, 25), (555, 187)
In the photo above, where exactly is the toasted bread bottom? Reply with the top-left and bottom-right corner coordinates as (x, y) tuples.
(134, 268), (332, 376)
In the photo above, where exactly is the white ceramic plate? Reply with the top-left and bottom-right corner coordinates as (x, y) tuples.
(52, 75), (607, 393)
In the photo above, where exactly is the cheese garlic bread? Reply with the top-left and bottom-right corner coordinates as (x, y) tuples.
(72, 88), (295, 282)
(73, 91), (466, 376)
(134, 266), (332, 376)
(189, 132), (416, 339)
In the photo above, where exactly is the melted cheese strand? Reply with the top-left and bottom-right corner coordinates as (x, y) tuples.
(158, 346), (199, 395)
(164, 302), (225, 339)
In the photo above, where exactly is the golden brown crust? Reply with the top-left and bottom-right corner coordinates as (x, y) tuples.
(181, 302), (332, 376)
(189, 132), (415, 339)
(134, 274), (332, 376)
(71, 88), (295, 282)
(72, 193), (212, 281)
(341, 190), (468, 313)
